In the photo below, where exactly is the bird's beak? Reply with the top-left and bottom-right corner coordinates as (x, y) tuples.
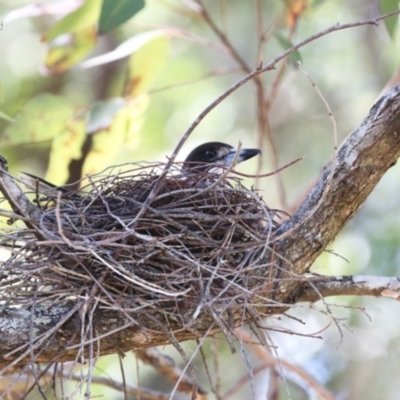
(225, 148), (261, 166)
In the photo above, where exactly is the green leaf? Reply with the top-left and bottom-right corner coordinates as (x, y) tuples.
(380, 0), (400, 40)
(42, 0), (101, 42)
(122, 94), (148, 149)
(98, 0), (145, 34)
(274, 32), (302, 65)
(3, 94), (74, 144)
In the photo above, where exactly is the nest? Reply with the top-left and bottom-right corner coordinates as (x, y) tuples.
(0, 163), (285, 331)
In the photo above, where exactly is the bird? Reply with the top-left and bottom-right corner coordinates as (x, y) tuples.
(182, 142), (261, 173)
(20, 142), (261, 193)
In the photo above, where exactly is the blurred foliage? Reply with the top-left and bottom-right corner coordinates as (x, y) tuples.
(380, 0), (400, 38)
(0, 0), (400, 399)
(42, 0), (101, 72)
(98, 0), (145, 33)
(3, 93), (73, 143)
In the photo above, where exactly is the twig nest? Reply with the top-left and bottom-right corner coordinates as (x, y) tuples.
(0, 163), (284, 328)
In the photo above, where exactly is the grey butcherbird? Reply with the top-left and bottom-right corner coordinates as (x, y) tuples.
(182, 142), (261, 173)
(20, 142), (261, 193)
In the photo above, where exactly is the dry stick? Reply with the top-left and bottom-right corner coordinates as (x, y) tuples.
(79, 289), (104, 398)
(231, 329), (336, 400)
(254, 0), (265, 66)
(297, 61), (338, 174)
(117, 353), (128, 400)
(197, 343), (218, 399)
(144, 315), (201, 400)
(262, 327), (293, 400)
(168, 327), (213, 400)
(131, 10), (400, 230)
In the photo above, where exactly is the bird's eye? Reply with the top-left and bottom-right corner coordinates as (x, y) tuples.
(205, 150), (216, 159)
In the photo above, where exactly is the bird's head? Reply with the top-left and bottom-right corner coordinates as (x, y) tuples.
(182, 142), (261, 173)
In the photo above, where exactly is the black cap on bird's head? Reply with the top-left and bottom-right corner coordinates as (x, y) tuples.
(182, 142), (261, 173)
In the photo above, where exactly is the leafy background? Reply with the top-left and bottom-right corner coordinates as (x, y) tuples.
(1, 0), (400, 399)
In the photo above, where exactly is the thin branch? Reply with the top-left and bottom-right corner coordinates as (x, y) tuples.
(135, 348), (208, 399)
(298, 275), (400, 303)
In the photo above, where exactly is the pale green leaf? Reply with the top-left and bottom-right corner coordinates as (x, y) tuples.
(123, 94), (148, 149)
(81, 97), (144, 178)
(3, 94), (74, 144)
(44, 27), (97, 73)
(46, 113), (87, 185)
(42, 0), (101, 42)
(82, 107), (128, 177)
(124, 36), (169, 96)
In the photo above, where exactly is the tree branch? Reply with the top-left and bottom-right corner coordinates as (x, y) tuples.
(275, 83), (400, 283)
(297, 275), (400, 302)
(1, 84), (400, 365)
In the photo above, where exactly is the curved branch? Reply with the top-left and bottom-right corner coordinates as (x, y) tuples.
(276, 84), (400, 276)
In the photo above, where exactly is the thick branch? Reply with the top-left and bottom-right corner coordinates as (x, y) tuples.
(275, 84), (400, 283)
